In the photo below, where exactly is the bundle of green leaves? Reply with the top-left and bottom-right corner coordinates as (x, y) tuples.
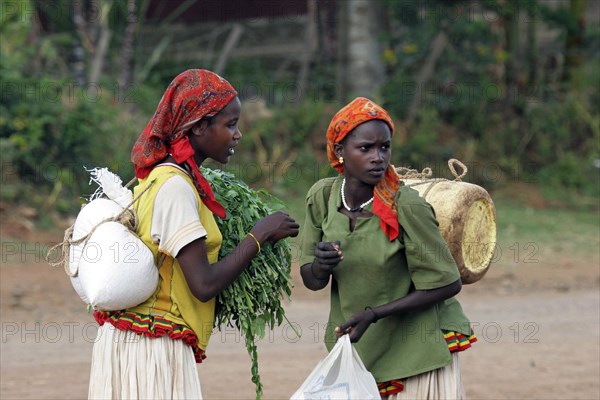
(201, 167), (294, 399)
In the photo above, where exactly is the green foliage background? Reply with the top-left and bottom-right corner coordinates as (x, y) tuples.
(1, 0), (598, 225)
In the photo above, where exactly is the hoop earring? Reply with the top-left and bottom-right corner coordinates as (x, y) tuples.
(338, 156), (344, 164)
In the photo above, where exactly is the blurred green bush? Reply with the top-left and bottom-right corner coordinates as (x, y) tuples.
(380, 0), (599, 209)
(1, 1), (158, 215)
(1, 0), (598, 226)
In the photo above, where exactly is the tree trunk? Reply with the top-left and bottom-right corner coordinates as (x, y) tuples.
(337, 0), (385, 102)
(503, 3), (519, 104)
(119, 0), (137, 90)
(88, 1), (113, 85)
(526, 1), (538, 87)
(72, 0), (89, 86)
(296, 0), (317, 104)
(563, 0), (586, 82)
(213, 24), (244, 76)
(405, 31), (448, 129)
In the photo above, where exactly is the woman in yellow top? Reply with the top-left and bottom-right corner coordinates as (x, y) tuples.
(89, 69), (299, 399)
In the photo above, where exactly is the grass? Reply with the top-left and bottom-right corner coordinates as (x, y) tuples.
(495, 201), (599, 256)
(493, 203), (599, 277)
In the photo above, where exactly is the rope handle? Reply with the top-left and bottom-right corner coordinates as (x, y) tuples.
(395, 166), (432, 179)
(448, 159), (468, 181)
(396, 158), (468, 197)
(46, 178), (155, 278)
(396, 158), (468, 181)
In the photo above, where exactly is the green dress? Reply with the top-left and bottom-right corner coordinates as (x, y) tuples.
(299, 175), (472, 382)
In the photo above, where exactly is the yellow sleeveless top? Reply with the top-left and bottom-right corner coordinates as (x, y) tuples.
(94, 165), (222, 362)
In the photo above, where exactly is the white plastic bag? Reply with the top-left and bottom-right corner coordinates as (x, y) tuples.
(67, 168), (158, 311)
(290, 335), (381, 400)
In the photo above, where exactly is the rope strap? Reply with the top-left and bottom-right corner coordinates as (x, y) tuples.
(46, 178), (155, 278)
(396, 158), (469, 199)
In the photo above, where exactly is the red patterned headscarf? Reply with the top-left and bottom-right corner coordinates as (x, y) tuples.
(326, 97), (402, 241)
(131, 69), (238, 218)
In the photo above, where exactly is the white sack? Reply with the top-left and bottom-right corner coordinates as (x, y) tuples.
(69, 198), (124, 304)
(76, 221), (157, 311)
(290, 335), (380, 400)
(69, 195), (157, 311)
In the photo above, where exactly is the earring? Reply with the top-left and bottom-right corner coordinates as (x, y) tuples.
(338, 156), (344, 164)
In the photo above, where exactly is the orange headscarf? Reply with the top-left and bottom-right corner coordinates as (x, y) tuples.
(326, 97), (401, 241)
(131, 69), (238, 218)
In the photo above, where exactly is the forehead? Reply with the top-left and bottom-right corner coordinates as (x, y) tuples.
(216, 96), (241, 119)
(346, 120), (391, 142)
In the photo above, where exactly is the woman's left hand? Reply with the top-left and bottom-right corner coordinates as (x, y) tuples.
(335, 309), (377, 343)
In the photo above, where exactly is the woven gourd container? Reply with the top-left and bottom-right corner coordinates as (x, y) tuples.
(399, 160), (497, 284)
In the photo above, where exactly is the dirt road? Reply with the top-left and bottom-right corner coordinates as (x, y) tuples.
(1, 228), (598, 399)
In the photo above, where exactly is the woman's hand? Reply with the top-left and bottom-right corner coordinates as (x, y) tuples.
(332, 279), (463, 342)
(299, 241), (342, 290)
(312, 241), (343, 278)
(335, 308), (377, 343)
(251, 212), (299, 244)
(178, 212), (297, 302)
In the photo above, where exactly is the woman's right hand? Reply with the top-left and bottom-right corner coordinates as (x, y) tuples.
(312, 241), (343, 278)
(251, 211), (299, 244)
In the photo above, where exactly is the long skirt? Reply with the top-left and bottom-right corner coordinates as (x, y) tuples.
(88, 324), (202, 400)
(389, 353), (465, 400)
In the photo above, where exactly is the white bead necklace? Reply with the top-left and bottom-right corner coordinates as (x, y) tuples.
(341, 178), (374, 212)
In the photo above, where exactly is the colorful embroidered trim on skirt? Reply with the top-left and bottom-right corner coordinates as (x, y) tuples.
(378, 379), (405, 396)
(377, 329), (476, 396)
(94, 310), (206, 363)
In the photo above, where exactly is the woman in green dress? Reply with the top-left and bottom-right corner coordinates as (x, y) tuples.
(298, 97), (476, 399)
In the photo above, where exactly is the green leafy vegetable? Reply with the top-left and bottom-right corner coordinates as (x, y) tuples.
(202, 167), (294, 400)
